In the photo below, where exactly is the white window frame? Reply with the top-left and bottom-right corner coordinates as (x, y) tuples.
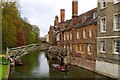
(88, 44), (92, 54)
(70, 31), (72, 40)
(100, 17), (106, 33)
(67, 32), (69, 40)
(93, 13), (97, 19)
(100, 40), (106, 53)
(83, 29), (87, 38)
(100, 0), (107, 9)
(113, 39), (120, 54)
(113, 13), (120, 31)
(77, 29), (80, 39)
(56, 33), (60, 41)
(114, 0), (120, 4)
(89, 28), (92, 38)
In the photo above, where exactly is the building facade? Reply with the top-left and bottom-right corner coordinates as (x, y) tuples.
(96, 0), (120, 79)
(48, 0), (97, 71)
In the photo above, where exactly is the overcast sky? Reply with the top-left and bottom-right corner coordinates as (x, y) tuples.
(19, 0), (97, 37)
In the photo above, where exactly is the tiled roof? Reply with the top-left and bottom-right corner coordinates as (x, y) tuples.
(76, 8), (97, 28)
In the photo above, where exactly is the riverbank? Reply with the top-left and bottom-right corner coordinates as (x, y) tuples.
(70, 57), (117, 80)
(0, 54), (10, 80)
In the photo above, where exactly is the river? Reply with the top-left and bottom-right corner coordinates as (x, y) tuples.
(9, 51), (114, 79)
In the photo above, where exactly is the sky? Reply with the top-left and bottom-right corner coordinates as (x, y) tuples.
(19, 0), (97, 37)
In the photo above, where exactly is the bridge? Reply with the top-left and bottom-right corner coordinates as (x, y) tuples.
(6, 44), (43, 66)
(45, 46), (71, 65)
(5, 43), (71, 66)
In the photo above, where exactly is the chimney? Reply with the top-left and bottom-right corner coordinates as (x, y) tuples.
(54, 15), (59, 26)
(72, 0), (78, 17)
(60, 9), (65, 23)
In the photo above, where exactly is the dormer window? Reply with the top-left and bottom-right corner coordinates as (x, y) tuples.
(82, 16), (86, 22)
(114, 0), (120, 4)
(100, 0), (107, 9)
(93, 13), (97, 19)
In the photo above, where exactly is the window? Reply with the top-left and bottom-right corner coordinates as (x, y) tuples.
(114, 0), (120, 4)
(88, 44), (92, 54)
(57, 33), (60, 41)
(77, 30), (80, 39)
(89, 28), (92, 38)
(67, 32), (69, 40)
(100, 41), (105, 53)
(82, 16), (87, 22)
(83, 29), (87, 38)
(64, 33), (66, 41)
(100, 17), (106, 32)
(77, 45), (80, 51)
(93, 13), (97, 19)
(64, 45), (66, 48)
(70, 45), (72, 51)
(101, 0), (107, 9)
(70, 31), (72, 40)
(113, 40), (120, 54)
(113, 13), (120, 31)
(81, 45), (84, 53)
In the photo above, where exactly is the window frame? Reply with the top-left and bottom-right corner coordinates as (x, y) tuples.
(100, 0), (107, 9)
(77, 29), (80, 39)
(93, 12), (97, 19)
(81, 45), (84, 53)
(88, 44), (92, 54)
(100, 40), (106, 53)
(113, 13), (120, 31)
(100, 17), (107, 33)
(70, 31), (72, 40)
(83, 29), (87, 38)
(114, 0), (120, 4)
(89, 28), (92, 38)
(113, 39), (120, 54)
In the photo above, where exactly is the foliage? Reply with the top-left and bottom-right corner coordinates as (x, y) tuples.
(2, 0), (40, 50)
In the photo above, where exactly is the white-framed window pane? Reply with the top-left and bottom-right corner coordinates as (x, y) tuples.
(101, 17), (106, 32)
(88, 44), (92, 54)
(114, 40), (120, 54)
(100, 41), (105, 52)
(83, 29), (87, 38)
(116, 14), (120, 29)
(89, 28), (92, 38)
(101, 0), (107, 9)
(77, 30), (80, 39)
(114, 0), (120, 4)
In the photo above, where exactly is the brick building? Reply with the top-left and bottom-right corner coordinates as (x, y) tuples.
(96, 0), (120, 79)
(48, 0), (97, 70)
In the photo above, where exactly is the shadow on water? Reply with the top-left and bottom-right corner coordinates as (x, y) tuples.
(9, 51), (115, 79)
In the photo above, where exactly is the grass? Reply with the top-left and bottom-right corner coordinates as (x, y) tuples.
(0, 54), (8, 80)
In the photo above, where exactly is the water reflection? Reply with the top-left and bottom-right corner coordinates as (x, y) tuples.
(9, 51), (114, 79)
(32, 52), (49, 78)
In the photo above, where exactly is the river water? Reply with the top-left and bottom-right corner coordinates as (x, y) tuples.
(9, 51), (114, 79)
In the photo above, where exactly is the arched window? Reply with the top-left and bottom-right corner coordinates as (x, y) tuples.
(88, 44), (92, 54)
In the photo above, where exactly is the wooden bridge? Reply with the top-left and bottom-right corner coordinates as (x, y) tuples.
(6, 44), (43, 66)
(5, 43), (71, 66)
(45, 46), (71, 65)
